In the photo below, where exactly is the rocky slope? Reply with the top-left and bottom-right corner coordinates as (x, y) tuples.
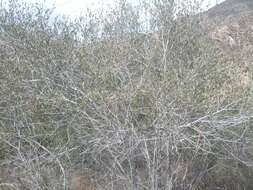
(202, 0), (253, 88)
(206, 0), (253, 20)
(205, 0), (253, 62)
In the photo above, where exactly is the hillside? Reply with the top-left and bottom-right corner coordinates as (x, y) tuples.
(206, 0), (253, 20)
(204, 0), (253, 57)
(201, 0), (253, 89)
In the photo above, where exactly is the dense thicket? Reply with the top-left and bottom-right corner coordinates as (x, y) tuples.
(0, 0), (252, 190)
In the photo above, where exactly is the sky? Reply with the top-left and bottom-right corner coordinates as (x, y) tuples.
(5, 0), (226, 18)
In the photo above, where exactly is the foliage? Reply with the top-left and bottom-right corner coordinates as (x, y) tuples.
(0, 0), (252, 189)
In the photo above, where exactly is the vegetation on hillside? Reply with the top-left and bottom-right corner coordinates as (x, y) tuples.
(0, 0), (252, 189)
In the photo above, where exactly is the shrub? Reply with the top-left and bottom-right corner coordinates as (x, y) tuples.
(0, 0), (252, 189)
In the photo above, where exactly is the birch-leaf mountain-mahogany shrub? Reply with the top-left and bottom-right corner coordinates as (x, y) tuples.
(0, 0), (253, 189)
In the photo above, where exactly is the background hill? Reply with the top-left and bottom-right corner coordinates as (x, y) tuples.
(202, 0), (253, 88)
(204, 0), (253, 52)
(206, 0), (253, 19)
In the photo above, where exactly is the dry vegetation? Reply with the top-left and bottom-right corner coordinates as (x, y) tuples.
(0, 0), (253, 189)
